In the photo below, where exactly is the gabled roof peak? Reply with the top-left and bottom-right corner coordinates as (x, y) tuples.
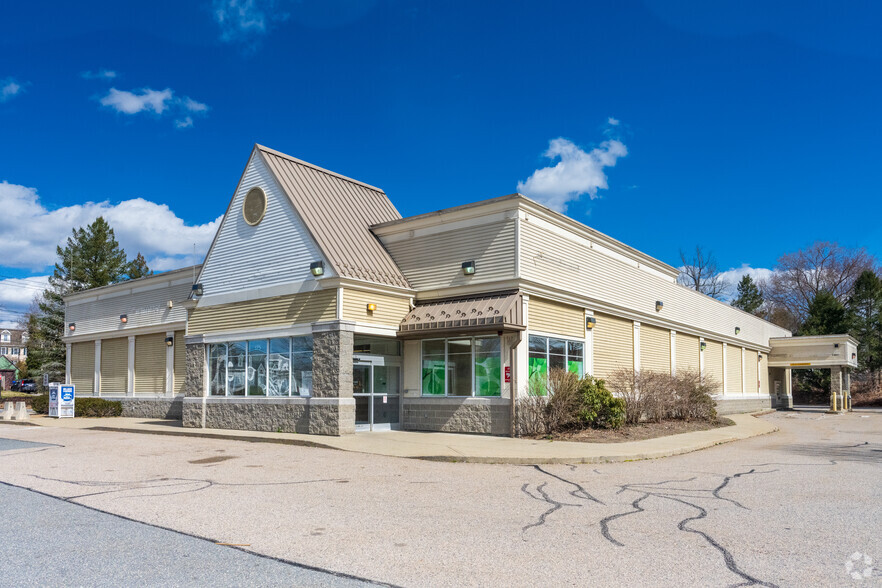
(254, 144), (386, 195)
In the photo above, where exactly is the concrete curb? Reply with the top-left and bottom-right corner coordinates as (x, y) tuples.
(87, 426), (343, 451)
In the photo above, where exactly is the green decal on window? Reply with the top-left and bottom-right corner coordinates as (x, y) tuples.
(528, 356), (548, 395)
(422, 359), (445, 395)
(567, 360), (583, 376)
(475, 355), (501, 396)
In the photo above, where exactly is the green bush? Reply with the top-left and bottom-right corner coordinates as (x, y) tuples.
(75, 398), (123, 417)
(577, 376), (626, 429)
(29, 394), (122, 417)
(31, 393), (49, 414)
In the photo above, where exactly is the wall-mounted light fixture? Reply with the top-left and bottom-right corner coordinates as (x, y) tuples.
(757, 353), (762, 361)
(310, 261), (325, 277)
(735, 326), (741, 335)
(700, 342), (707, 351)
(586, 317), (596, 330)
(191, 283), (204, 297)
(167, 300), (174, 309)
(462, 260), (476, 276)
(852, 352), (857, 360)
(119, 314), (128, 324)
(655, 300), (664, 312)
(68, 323), (76, 332)
(366, 303), (377, 312)
(165, 336), (174, 347)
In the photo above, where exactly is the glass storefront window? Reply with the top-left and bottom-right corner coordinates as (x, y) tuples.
(209, 336), (312, 397)
(421, 336), (501, 397)
(529, 335), (584, 395)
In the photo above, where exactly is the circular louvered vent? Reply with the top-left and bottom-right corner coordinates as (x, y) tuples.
(242, 187), (267, 226)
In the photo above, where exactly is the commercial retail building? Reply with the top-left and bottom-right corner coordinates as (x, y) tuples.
(63, 144), (857, 435)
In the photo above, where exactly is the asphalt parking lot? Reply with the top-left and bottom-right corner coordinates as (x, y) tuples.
(1, 409), (880, 587)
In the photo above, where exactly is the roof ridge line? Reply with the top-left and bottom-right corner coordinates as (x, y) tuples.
(255, 144), (386, 195)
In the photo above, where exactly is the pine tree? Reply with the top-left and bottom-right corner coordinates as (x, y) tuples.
(731, 275), (764, 315)
(127, 252), (153, 280)
(27, 217), (133, 382)
(847, 270), (882, 373)
(799, 290), (851, 336)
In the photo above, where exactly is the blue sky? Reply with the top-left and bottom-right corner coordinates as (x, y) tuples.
(1, 0), (881, 325)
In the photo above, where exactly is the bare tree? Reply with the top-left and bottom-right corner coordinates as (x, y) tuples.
(765, 241), (876, 324)
(677, 246), (728, 300)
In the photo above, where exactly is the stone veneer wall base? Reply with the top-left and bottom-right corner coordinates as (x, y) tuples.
(714, 396), (774, 415)
(181, 397), (355, 436)
(402, 397), (511, 435)
(99, 396), (184, 419)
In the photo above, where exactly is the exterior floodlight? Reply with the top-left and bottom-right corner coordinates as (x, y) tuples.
(586, 317), (596, 330)
(700, 342), (707, 351)
(68, 323), (76, 332)
(735, 326), (741, 335)
(310, 261), (325, 277)
(165, 336), (174, 347)
(655, 300), (663, 312)
(366, 303), (377, 312)
(757, 353), (762, 361)
(120, 314), (128, 324)
(462, 260), (476, 275)
(852, 352), (857, 360)
(191, 283), (203, 297)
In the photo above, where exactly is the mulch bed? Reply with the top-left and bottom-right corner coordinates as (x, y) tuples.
(530, 418), (735, 444)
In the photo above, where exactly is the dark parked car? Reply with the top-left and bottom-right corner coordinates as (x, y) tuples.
(19, 379), (37, 393)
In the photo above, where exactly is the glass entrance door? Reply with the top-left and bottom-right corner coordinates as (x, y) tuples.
(353, 360), (400, 431)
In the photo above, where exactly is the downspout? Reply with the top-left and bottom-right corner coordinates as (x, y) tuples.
(510, 331), (522, 438)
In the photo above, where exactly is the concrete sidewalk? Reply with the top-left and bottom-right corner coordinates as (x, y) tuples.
(23, 412), (778, 464)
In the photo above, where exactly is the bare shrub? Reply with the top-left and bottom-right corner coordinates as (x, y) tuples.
(517, 393), (548, 436)
(545, 368), (583, 432)
(606, 368), (719, 423)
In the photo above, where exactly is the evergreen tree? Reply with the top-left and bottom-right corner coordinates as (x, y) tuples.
(799, 290), (851, 336)
(27, 217), (133, 382)
(847, 270), (882, 373)
(127, 252), (153, 280)
(731, 275), (764, 315)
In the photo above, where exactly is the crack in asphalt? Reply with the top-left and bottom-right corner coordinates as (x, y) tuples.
(29, 474), (349, 501)
(520, 481), (583, 535)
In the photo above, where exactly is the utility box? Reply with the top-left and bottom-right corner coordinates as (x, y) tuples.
(48, 383), (75, 418)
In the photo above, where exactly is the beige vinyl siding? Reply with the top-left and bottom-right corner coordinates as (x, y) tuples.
(704, 340), (724, 391)
(341, 289), (411, 327)
(593, 313), (633, 381)
(134, 333), (166, 395)
(529, 297), (584, 339)
(188, 289), (337, 335)
(759, 357), (770, 396)
(744, 349), (759, 394)
(640, 324), (670, 374)
(726, 345), (743, 395)
(380, 219), (516, 291)
(70, 342), (95, 396)
(519, 220), (790, 347)
(676, 333), (700, 374)
(64, 273), (191, 337)
(173, 330), (186, 395)
(100, 337), (128, 396)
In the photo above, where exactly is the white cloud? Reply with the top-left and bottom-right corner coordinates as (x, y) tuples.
(99, 87), (209, 126)
(100, 87), (173, 114)
(517, 137), (628, 213)
(607, 117), (620, 126)
(1, 78), (25, 102)
(0, 275), (49, 307)
(214, 0), (272, 42)
(0, 181), (221, 273)
(715, 264), (776, 301)
(81, 69), (118, 80)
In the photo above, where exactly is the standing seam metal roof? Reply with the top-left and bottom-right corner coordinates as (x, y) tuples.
(257, 145), (411, 289)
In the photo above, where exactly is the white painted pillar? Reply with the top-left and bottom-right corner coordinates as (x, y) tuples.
(165, 331), (175, 396)
(127, 336), (136, 397)
(94, 340), (102, 397)
(515, 295), (530, 397)
(670, 330), (677, 376)
(584, 309), (594, 377)
(741, 347), (746, 395)
(699, 337), (705, 384)
(633, 322), (641, 374)
(722, 343), (728, 396)
(65, 343), (72, 385)
(784, 367), (793, 408)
